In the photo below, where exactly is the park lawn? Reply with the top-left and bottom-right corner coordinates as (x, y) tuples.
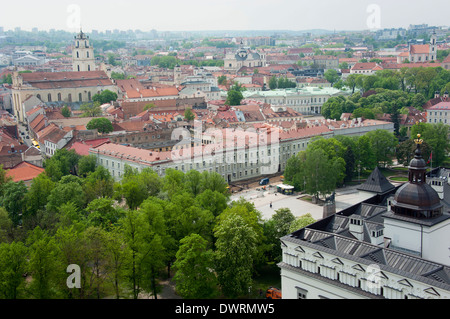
(390, 176), (408, 182)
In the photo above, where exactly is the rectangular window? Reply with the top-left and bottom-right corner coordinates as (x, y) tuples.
(296, 288), (308, 299)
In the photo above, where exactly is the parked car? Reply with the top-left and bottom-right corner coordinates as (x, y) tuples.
(266, 287), (281, 299)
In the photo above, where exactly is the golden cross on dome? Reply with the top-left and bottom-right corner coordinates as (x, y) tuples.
(414, 134), (423, 145)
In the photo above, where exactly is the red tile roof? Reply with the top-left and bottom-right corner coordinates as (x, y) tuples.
(427, 102), (450, 110)
(351, 62), (383, 71)
(69, 138), (110, 156)
(21, 71), (114, 90)
(5, 162), (45, 183)
(410, 44), (430, 55)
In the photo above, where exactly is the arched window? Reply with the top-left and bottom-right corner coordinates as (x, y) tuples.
(77, 65), (80, 72)
(48, 94), (52, 102)
(58, 93), (62, 101)
(88, 92), (92, 101)
(68, 94), (72, 102)
(88, 65), (91, 71)
(79, 93), (82, 102)
(76, 51), (79, 58)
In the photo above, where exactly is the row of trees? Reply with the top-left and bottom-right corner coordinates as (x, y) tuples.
(284, 130), (399, 199)
(335, 67), (450, 99)
(322, 88), (418, 136)
(268, 76), (297, 90)
(0, 149), (315, 299)
(284, 123), (450, 200)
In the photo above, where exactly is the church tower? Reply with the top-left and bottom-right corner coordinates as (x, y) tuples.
(72, 29), (95, 72)
(430, 31), (437, 61)
(174, 63), (182, 85)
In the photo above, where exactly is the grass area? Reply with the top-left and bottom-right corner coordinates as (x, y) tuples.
(299, 195), (313, 202)
(390, 176), (408, 182)
(391, 166), (409, 171)
(379, 167), (406, 178)
(250, 263), (281, 299)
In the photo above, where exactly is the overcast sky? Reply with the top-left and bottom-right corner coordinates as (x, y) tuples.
(1, 0), (449, 32)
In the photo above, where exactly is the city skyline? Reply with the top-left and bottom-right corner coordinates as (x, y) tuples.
(1, 0), (449, 33)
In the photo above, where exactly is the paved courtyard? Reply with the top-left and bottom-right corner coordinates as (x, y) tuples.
(230, 182), (401, 221)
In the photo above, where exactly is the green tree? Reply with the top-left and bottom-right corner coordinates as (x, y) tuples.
(86, 198), (123, 230)
(44, 148), (80, 181)
(200, 171), (229, 195)
(288, 213), (317, 233)
(0, 241), (28, 299)
(84, 226), (110, 299)
(366, 129), (398, 167)
(23, 174), (55, 227)
(120, 180), (148, 210)
(0, 181), (27, 226)
(104, 225), (129, 299)
(214, 213), (258, 298)
(411, 122), (450, 166)
(138, 198), (170, 299)
(0, 208), (13, 243)
(83, 166), (115, 203)
(269, 76), (278, 90)
(184, 108), (195, 121)
(295, 147), (345, 200)
(78, 155), (98, 177)
(93, 90), (118, 105)
(184, 170), (203, 196)
(26, 227), (59, 299)
(0, 164), (12, 197)
(225, 87), (244, 106)
(217, 75), (227, 86)
(46, 179), (85, 213)
(120, 210), (142, 299)
(80, 102), (102, 117)
(264, 208), (295, 262)
(354, 134), (377, 174)
(173, 234), (218, 299)
(54, 225), (89, 298)
(86, 117), (114, 134)
(396, 139), (432, 167)
(324, 69), (340, 86)
(61, 105), (71, 117)
(195, 189), (228, 217)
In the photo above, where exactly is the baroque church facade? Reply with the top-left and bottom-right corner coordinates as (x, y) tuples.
(224, 43), (266, 72)
(11, 30), (116, 123)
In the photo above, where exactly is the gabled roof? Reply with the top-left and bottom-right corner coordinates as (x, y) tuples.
(357, 166), (395, 195)
(5, 162), (45, 182)
(410, 44), (430, 54)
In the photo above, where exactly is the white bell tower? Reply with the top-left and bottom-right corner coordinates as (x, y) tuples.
(430, 30), (437, 61)
(72, 29), (95, 72)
